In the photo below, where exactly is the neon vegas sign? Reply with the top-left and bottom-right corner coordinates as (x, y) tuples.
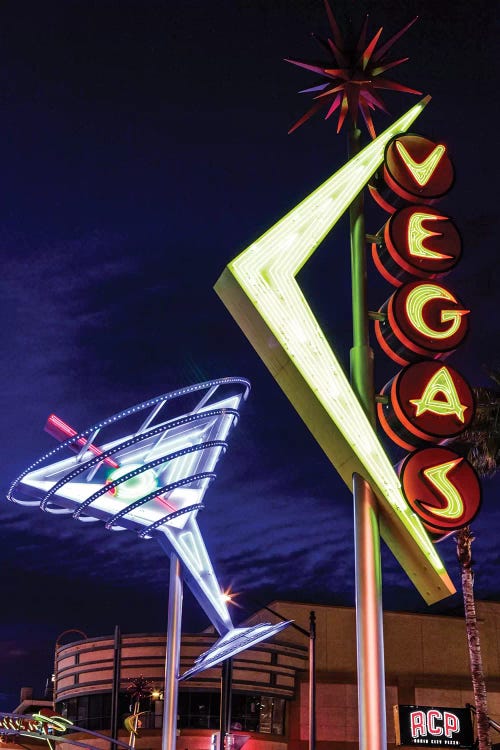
(372, 133), (481, 535)
(215, 99), (455, 605)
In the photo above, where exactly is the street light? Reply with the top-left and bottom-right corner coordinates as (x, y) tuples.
(219, 592), (234, 750)
(223, 594), (316, 750)
(254, 602), (316, 750)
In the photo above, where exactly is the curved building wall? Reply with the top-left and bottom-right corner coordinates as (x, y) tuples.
(55, 632), (307, 703)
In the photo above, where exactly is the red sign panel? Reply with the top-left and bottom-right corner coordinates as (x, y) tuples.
(400, 446), (481, 532)
(384, 133), (455, 204)
(375, 280), (469, 365)
(369, 134), (455, 213)
(378, 361), (475, 451)
(372, 205), (462, 287)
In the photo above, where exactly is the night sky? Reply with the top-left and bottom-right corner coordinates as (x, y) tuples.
(1, 0), (499, 710)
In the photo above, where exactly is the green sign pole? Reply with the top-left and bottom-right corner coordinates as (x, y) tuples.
(349, 125), (387, 750)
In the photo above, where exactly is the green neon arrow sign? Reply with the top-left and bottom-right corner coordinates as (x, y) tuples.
(215, 97), (454, 604)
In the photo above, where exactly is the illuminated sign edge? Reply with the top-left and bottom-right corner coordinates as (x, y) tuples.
(215, 264), (454, 604)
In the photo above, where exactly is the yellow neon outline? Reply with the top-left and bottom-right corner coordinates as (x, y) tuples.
(215, 98), (454, 603)
(422, 459), (464, 519)
(407, 211), (453, 260)
(410, 366), (468, 422)
(405, 284), (469, 340)
(395, 140), (446, 187)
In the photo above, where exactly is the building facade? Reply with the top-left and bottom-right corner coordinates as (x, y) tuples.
(53, 601), (500, 749)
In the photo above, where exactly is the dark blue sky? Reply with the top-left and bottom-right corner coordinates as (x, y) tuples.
(1, 0), (498, 709)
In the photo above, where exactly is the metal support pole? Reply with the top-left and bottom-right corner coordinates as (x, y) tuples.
(110, 625), (121, 750)
(308, 611), (316, 750)
(162, 553), (183, 750)
(349, 125), (387, 750)
(353, 474), (386, 750)
(128, 700), (140, 750)
(219, 658), (233, 750)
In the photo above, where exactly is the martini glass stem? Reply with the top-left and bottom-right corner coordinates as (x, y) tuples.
(162, 553), (183, 750)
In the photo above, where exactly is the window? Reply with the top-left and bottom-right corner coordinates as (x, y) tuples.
(58, 690), (286, 736)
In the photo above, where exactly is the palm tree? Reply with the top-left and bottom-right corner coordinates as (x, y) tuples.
(453, 372), (500, 750)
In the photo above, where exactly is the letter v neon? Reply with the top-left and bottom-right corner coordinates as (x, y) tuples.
(215, 97), (454, 604)
(395, 140), (446, 186)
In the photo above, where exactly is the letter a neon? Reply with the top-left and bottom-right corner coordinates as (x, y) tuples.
(410, 366), (468, 422)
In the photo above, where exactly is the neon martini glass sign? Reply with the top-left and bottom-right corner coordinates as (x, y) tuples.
(8, 378), (291, 672)
(215, 101), (454, 604)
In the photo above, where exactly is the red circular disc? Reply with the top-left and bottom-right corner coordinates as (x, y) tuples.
(400, 446), (481, 532)
(385, 205), (461, 280)
(395, 361), (474, 439)
(384, 133), (455, 203)
(375, 280), (470, 364)
(377, 362), (474, 450)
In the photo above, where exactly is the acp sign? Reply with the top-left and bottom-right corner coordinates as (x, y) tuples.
(394, 704), (473, 748)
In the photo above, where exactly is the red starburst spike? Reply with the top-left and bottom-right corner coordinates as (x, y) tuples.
(356, 15), (369, 55)
(315, 83), (346, 100)
(285, 58), (335, 77)
(359, 102), (377, 139)
(373, 78), (422, 95)
(324, 92), (342, 120)
(323, 67), (349, 79)
(360, 27), (384, 70)
(372, 16), (419, 62)
(327, 37), (349, 68)
(311, 32), (333, 56)
(371, 57), (409, 77)
(288, 100), (324, 134)
(336, 92), (349, 133)
(361, 87), (390, 114)
(348, 85), (360, 124)
(324, 0), (344, 50)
